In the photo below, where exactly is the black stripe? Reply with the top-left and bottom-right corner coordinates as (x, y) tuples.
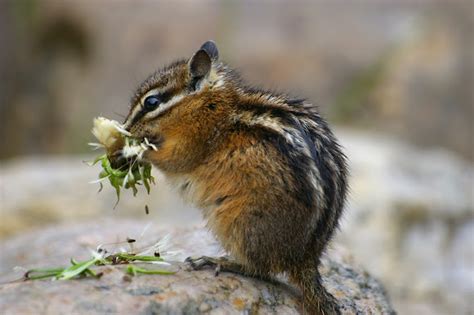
(241, 121), (317, 210)
(130, 91), (174, 126)
(130, 110), (146, 127)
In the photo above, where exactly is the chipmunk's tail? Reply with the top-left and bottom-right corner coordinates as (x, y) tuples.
(290, 267), (340, 315)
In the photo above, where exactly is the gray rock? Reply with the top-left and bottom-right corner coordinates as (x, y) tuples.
(0, 219), (395, 314)
(1, 130), (472, 314)
(336, 131), (474, 315)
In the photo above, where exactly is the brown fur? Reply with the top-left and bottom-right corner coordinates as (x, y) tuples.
(123, 41), (348, 314)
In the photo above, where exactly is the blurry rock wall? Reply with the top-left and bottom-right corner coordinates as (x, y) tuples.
(0, 0), (472, 160)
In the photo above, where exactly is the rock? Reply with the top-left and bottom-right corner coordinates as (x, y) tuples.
(0, 219), (395, 314)
(336, 131), (474, 315)
(1, 130), (472, 314)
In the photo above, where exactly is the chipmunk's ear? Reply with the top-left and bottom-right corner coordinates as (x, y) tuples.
(189, 41), (219, 79)
(200, 40), (219, 61)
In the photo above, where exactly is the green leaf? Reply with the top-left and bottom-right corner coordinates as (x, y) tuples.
(109, 176), (122, 203)
(126, 265), (174, 276)
(56, 257), (100, 280)
(25, 267), (65, 280)
(115, 253), (164, 262)
(90, 135), (157, 205)
(126, 265), (137, 276)
(94, 154), (106, 165)
(131, 184), (138, 196)
(70, 258), (100, 278)
(143, 177), (151, 194)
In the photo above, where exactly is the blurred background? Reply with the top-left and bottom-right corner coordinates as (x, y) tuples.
(0, 0), (472, 314)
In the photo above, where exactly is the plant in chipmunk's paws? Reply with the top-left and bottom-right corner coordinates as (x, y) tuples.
(87, 117), (157, 204)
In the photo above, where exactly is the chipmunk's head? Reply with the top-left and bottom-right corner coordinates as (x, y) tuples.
(124, 41), (235, 172)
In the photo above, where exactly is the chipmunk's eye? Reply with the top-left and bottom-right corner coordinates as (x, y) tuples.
(143, 95), (161, 111)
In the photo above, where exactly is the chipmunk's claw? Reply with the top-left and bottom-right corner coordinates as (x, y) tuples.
(184, 256), (222, 276)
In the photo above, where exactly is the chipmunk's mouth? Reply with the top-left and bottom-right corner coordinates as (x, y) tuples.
(125, 126), (163, 151)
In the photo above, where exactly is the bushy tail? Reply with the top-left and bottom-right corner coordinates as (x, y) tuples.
(290, 268), (340, 315)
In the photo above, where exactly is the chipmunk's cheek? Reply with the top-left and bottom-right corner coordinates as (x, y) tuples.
(142, 149), (162, 166)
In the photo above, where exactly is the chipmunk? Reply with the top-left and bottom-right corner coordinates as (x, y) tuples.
(121, 41), (348, 315)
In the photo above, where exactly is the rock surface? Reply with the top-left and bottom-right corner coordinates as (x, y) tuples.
(335, 132), (474, 315)
(0, 219), (395, 315)
(1, 130), (472, 314)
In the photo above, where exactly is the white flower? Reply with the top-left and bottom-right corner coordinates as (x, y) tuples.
(122, 143), (146, 159)
(91, 117), (158, 160)
(138, 234), (183, 262)
(91, 117), (130, 150)
(121, 138), (158, 159)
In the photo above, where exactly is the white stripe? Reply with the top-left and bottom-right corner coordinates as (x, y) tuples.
(123, 104), (142, 129)
(144, 93), (185, 120)
(124, 84), (183, 127)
